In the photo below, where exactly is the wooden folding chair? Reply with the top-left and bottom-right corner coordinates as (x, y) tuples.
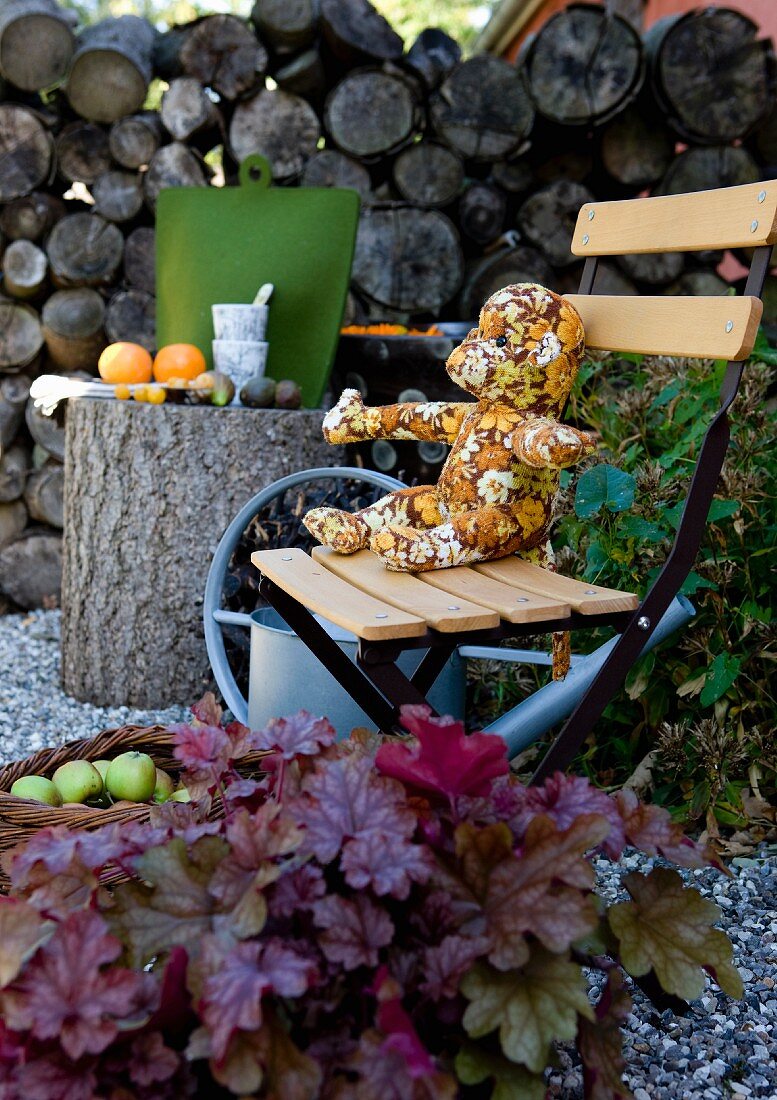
(247, 181), (774, 780)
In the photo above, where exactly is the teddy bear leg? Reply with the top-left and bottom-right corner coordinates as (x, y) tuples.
(520, 540), (570, 681)
(303, 486), (443, 555)
(370, 506), (526, 572)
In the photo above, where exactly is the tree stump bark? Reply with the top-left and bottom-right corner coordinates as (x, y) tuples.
(458, 181), (506, 245)
(108, 112), (162, 169)
(56, 121), (112, 184)
(430, 55), (534, 161)
(252, 0), (316, 52)
(405, 28), (461, 91)
(300, 149), (371, 197)
(66, 15), (157, 123)
(392, 142), (463, 207)
(160, 76), (221, 144)
(0, 105), (53, 201)
(143, 142), (208, 209)
(517, 180), (595, 268)
(0, 0), (74, 91)
(46, 212), (124, 288)
(230, 88), (320, 180)
(180, 14), (266, 100)
(91, 170), (144, 223)
(61, 399), (343, 707)
(319, 0), (402, 65)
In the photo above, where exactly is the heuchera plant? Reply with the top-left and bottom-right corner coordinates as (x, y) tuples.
(0, 696), (742, 1099)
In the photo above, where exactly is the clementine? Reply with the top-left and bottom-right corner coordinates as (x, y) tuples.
(153, 344), (207, 383)
(98, 343), (153, 385)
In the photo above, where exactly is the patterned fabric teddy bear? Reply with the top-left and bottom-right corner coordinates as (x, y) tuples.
(304, 283), (595, 678)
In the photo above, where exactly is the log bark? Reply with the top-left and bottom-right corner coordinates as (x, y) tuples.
(160, 76), (221, 143)
(319, 0), (402, 65)
(646, 9), (776, 144)
(61, 399), (343, 706)
(458, 181), (506, 245)
(252, 0), (316, 51)
(230, 89), (320, 180)
(25, 393), (65, 459)
(491, 158), (534, 197)
(591, 261), (639, 296)
(657, 145), (760, 196)
(525, 6), (644, 126)
(181, 14), (266, 100)
(605, 0), (646, 30)
(600, 105), (675, 187)
(392, 142), (463, 207)
(352, 204), (463, 314)
(0, 191), (64, 242)
(325, 70), (416, 161)
(105, 289), (155, 353)
(42, 287), (106, 372)
(0, 528), (61, 607)
(56, 121), (112, 185)
(517, 180), (595, 268)
(0, 374), (29, 446)
(274, 48), (326, 101)
(431, 55), (534, 162)
(0, 105), (53, 201)
(459, 245), (553, 320)
(617, 250), (684, 287)
(2, 239), (47, 298)
(46, 212), (124, 288)
(143, 142), (208, 209)
(0, 300), (42, 368)
(67, 15), (157, 123)
(405, 27), (461, 91)
(0, 500), (27, 549)
(91, 170), (144, 223)
(0, 443), (28, 502)
(0, 0), (74, 91)
(300, 148), (371, 196)
(665, 271), (730, 297)
(123, 226), (155, 294)
(24, 459), (62, 526)
(108, 112), (162, 169)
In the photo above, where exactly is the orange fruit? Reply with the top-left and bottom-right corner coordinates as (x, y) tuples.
(153, 344), (207, 384)
(98, 343), (153, 385)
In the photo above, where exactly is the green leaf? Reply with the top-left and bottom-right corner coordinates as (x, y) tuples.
(706, 500), (739, 523)
(455, 1044), (546, 1100)
(575, 465), (636, 519)
(700, 652), (742, 707)
(680, 572), (718, 596)
(607, 867), (743, 1002)
(461, 946), (593, 1074)
(618, 515), (668, 543)
(108, 836), (227, 967)
(625, 653), (655, 701)
(649, 380), (681, 413)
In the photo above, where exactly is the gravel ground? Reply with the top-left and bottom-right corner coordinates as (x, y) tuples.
(0, 610), (189, 764)
(0, 610), (775, 1098)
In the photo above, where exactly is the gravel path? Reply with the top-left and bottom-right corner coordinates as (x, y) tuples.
(0, 610), (775, 1098)
(0, 610), (189, 764)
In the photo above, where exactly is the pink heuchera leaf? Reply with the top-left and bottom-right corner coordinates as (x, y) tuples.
(172, 722), (231, 777)
(199, 935), (316, 1061)
(0, 909), (157, 1060)
(375, 705), (508, 801)
(190, 692), (223, 727)
(13, 1052), (98, 1100)
(313, 894), (394, 970)
(269, 864), (327, 918)
(421, 934), (487, 1001)
(370, 966), (437, 1079)
(126, 1031), (181, 1087)
(615, 790), (722, 869)
(252, 710), (336, 759)
(506, 772), (626, 858)
(340, 828), (432, 899)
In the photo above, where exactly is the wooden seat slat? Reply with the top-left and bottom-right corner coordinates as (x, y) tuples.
(474, 558), (639, 615)
(251, 548), (426, 641)
(312, 547), (499, 633)
(419, 564), (571, 624)
(565, 294), (762, 362)
(571, 182), (777, 255)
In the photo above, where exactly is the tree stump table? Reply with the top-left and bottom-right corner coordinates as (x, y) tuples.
(62, 398), (342, 708)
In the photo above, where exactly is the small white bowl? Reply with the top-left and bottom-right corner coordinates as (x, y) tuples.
(212, 304), (268, 342)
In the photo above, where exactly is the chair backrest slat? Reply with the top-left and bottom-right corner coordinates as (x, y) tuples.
(565, 294), (763, 361)
(572, 181), (777, 256)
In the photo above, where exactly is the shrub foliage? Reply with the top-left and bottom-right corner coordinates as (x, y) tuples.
(0, 698), (742, 1098)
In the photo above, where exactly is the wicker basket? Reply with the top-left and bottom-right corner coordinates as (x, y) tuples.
(0, 724), (265, 891)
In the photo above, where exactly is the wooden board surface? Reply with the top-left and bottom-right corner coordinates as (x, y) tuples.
(312, 546), (499, 633)
(420, 563), (571, 624)
(252, 548), (426, 641)
(475, 558), (638, 615)
(572, 181), (777, 255)
(566, 294), (762, 362)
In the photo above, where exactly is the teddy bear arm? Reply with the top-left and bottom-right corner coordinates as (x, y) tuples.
(509, 419), (597, 469)
(371, 401), (472, 443)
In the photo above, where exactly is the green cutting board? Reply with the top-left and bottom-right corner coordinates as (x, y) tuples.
(155, 155), (360, 408)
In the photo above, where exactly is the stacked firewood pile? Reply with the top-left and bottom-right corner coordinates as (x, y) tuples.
(0, 0), (775, 609)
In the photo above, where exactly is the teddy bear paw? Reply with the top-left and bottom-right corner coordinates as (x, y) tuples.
(303, 507), (368, 554)
(370, 526), (440, 572)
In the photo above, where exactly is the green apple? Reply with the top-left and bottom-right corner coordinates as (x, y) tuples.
(105, 751), (156, 803)
(10, 775), (62, 806)
(92, 759), (111, 782)
(52, 760), (104, 804)
(153, 767), (175, 803)
(170, 787), (191, 803)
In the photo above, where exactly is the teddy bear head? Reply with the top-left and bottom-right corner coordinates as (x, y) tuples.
(445, 283), (585, 415)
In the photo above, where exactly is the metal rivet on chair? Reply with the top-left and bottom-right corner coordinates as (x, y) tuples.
(588, 209), (595, 221)
(585, 589), (597, 594)
(281, 555), (292, 561)
(725, 320), (734, 333)
(758, 190), (767, 203)
(637, 616), (651, 630)
(447, 605), (460, 611)
(750, 219), (759, 233)
(375, 613), (388, 619)
(582, 234), (590, 245)
(517, 597), (529, 603)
